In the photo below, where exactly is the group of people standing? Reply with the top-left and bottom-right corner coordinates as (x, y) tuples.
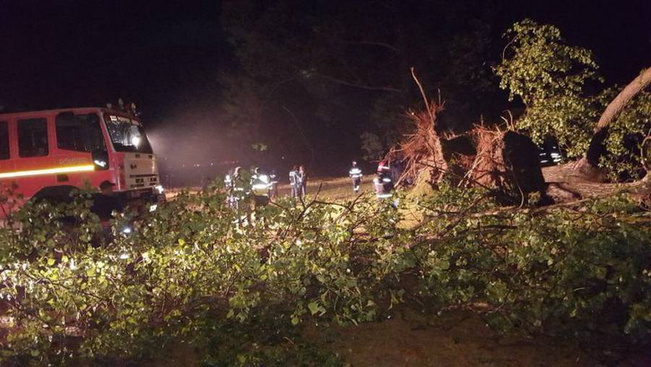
(289, 165), (307, 199)
(224, 159), (399, 209)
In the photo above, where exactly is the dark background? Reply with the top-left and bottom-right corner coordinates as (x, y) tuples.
(0, 0), (649, 184)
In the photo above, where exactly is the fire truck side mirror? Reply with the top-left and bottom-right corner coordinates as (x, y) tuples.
(91, 148), (109, 171)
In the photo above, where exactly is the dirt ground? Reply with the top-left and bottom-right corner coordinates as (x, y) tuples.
(165, 176), (362, 201)
(275, 176), (369, 200)
(314, 310), (593, 367)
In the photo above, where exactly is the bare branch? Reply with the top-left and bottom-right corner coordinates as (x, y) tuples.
(345, 41), (400, 52)
(313, 73), (403, 93)
(410, 67), (432, 123)
(282, 105), (316, 165)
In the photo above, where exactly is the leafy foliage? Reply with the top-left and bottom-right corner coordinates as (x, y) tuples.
(414, 182), (651, 344)
(0, 182), (650, 364)
(600, 90), (651, 180)
(0, 186), (405, 364)
(495, 19), (602, 157)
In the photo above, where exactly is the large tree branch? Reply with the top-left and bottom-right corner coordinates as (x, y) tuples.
(574, 66), (651, 176)
(595, 67), (651, 132)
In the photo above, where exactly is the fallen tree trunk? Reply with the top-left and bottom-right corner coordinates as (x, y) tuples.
(543, 162), (651, 204)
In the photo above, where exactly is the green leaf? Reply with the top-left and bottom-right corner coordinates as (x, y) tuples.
(308, 301), (319, 315)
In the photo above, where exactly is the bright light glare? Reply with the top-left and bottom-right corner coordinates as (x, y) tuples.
(131, 136), (141, 147)
(0, 164), (94, 179)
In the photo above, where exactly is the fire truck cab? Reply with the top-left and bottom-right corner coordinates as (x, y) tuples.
(0, 106), (163, 216)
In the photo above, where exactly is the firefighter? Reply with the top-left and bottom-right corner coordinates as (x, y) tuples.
(269, 168), (279, 199)
(91, 180), (125, 221)
(298, 165), (307, 199)
(224, 166), (244, 209)
(250, 167), (272, 207)
(289, 165), (300, 198)
(373, 169), (394, 202)
(349, 161), (363, 192)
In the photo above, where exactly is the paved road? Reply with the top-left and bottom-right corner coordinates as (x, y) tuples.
(165, 176), (378, 202)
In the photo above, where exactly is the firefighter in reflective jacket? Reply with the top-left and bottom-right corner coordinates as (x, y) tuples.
(289, 165), (300, 198)
(373, 169), (394, 201)
(224, 166), (244, 209)
(349, 161), (363, 192)
(250, 167), (272, 207)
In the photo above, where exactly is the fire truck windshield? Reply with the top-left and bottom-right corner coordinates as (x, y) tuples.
(104, 115), (153, 153)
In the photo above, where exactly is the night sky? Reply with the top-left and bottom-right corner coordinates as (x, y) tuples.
(0, 0), (649, 179)
(0, 1), (226, 119)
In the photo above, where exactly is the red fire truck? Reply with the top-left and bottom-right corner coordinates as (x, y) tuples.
(0, 106), (163, 217)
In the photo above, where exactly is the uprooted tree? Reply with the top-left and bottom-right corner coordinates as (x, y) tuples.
(388, 68), (547, 204)
(389, 104), (547, 204)
(390, 20), (651, 206)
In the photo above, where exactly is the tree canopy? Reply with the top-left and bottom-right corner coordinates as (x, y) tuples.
(494, 19), (602, 157)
